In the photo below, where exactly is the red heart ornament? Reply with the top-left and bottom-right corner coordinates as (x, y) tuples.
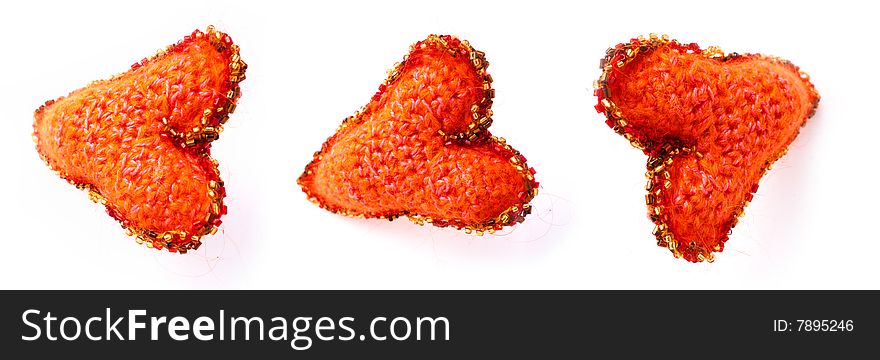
(33, 27), (246, 252)
(595, 35), (819, 262)
(298, 35), (538, 233)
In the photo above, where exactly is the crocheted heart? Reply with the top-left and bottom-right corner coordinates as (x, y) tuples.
(33, 26), (246, 253)
(595, 35), (819, 262)
(298, 35), (538, 233)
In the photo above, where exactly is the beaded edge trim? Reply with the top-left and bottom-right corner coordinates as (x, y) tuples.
(593, 34), (820, 262)
(32, 26), (247, 253)
(298, 34), (539, 235)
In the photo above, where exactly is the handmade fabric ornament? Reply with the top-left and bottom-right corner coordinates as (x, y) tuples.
(594, 34), (819, 262)
(33, 26), (246, 253)
(298, 35), (538, 233)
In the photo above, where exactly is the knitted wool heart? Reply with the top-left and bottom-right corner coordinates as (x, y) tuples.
(298, 35), (538, 233)
(33, 26), (246, 253)
(594, 35), (819, 262)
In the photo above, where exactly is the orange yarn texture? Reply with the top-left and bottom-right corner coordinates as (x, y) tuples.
(33, 26), (246, 253)
(595, 35), (819, 262)
(299, 35), (538, 233)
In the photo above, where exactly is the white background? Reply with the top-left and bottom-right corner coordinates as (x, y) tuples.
(0, 0), (877, 289)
